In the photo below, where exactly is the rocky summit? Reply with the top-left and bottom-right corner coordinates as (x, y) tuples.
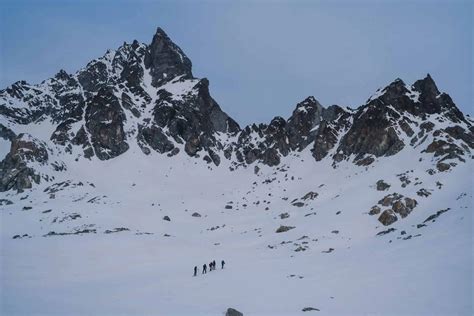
(1, 27), (473, 316)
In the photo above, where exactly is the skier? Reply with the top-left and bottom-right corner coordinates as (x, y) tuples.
(194, 266), (198, 277)
(221, 260), (225, 269)
(203, 264), (207, 274)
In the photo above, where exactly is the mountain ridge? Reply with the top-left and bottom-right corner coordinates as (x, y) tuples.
(0, 27), (473, 193)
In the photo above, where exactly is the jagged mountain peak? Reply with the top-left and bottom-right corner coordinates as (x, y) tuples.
(366, 74), (467, 124)
(413, 73), (439, 96)
(293, 96), (323, 114)
(54, 69), (70, 80)
(144, 27), (193, 87)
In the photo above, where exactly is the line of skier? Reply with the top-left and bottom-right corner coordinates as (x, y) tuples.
(194, 260), (225, 276)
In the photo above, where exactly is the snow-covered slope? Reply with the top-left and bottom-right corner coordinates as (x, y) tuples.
(0, 27), (473, 315)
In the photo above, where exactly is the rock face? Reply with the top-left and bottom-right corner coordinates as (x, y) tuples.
(144, 27), (193, 87)
(1, 26), (473, 192)
(0, 134), (49, 192)
(85, 88), (129, 160)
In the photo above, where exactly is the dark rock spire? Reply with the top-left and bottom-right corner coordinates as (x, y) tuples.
(144, 27), (193, 87)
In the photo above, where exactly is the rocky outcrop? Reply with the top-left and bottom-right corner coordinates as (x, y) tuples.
(336, 94), (405, 163)
(85, 88), (129, 160)
(0, 134), (49, 192)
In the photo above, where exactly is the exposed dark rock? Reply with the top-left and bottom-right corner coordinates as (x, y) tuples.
(302, 307), (320, 312)
(312, 105), (352, 161)
(225, 308), (243, 316)
(279, 212), (290, 219)
(191, 212), (201, 217)
(0, 134), (48, 192)
(139, 125), (175, 154)
(369, 205), (381, 215)
(417, 188), (431, 197)
(322, 248), (334, 253)
(163, 216), (171, 221)
(44, 228), (97, 237)
(423, 208), (450, 223)
(144, 27), (193, 87)
(376, 180), (391, 191)
(436, 162), (451, 172)
(377, 228), (396, 236)
(404, 197), (417, 210)
(302, 191), (318, 200)
(378, 209), (398, 226)
(0, 199), (13, 205)
(378, 193), (403, 207)
(104, 227), (130, 234)
(336, 87), (406, 162)
(85, 88), (129, 160)
(276, 225), (295, 233)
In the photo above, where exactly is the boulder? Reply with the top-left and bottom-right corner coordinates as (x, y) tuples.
(376, 180), (391, 191)
(369, 205), (381, 215)
(191, 212), (201, 217)
(392, 198), (417, 218)
(392, 201), (410, 218)
(378, 193), (403, 206)
(378, 209), (398, 226)
(404, 197), (418, 210)
(436, 162), (451, 172)
(163, 216), (171, 221)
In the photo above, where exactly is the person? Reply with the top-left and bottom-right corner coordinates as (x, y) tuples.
(194, 266), (198, 277)
(203, 264), (207, 274)
(213, 260), (216, 270)
(221, 260), (225, 269)
(209, 261), (213, 271)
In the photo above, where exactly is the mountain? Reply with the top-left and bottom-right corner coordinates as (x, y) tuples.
(1, 28), (472, 315)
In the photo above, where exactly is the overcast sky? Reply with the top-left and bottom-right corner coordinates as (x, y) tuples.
(1, 0), (472, 126)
